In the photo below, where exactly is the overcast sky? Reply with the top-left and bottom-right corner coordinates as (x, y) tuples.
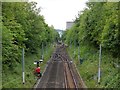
(29, 0), (88, 30)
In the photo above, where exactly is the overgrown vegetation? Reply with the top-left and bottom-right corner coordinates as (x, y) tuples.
(2, 44), (54, 88)
(63, 1), (120, 88)
(67, 44), (119, 88)
(2, 2), (59, 88)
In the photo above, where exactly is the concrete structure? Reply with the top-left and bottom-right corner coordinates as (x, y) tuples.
(66, 22), (74, 29)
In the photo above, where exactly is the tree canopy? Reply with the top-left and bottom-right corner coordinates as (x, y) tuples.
(2, 2), (59, 69)
(63, 2), (119, 58)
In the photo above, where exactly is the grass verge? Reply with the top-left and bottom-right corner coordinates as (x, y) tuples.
(2, 44), (55, 88)
(67, 44), (119, 88)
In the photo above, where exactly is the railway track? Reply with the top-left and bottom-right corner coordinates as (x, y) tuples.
(64, 61), (77, 88)
(34, 43), (86, 89)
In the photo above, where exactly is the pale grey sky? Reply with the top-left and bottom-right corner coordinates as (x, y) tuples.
(29, 0), (88, 30)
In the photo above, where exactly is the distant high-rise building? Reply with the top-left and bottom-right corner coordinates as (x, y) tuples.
(66, 22), (74, 29)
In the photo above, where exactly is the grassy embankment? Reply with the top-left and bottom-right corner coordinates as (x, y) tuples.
(2, 44), (55, 88)
(67, 44), (119, 88)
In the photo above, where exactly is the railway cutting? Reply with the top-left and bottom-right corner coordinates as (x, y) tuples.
(34, 43), (86, 89)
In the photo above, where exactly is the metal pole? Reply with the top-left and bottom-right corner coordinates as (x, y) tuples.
(78, 43), (80, 61)
(98, 44), (101, 83)
(42, 42), (44, 60)
(22, 48), (25, 84)
(45, 42), (47, 54)
(0, 2), (2, 89)
(74, 40), (75, 58)
(70, 39), (71, 48)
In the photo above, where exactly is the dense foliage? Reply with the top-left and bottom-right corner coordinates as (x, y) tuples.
(63, 2), (120, 58)
(2, 2), (59, 70)
(63, 1), (120, 88)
